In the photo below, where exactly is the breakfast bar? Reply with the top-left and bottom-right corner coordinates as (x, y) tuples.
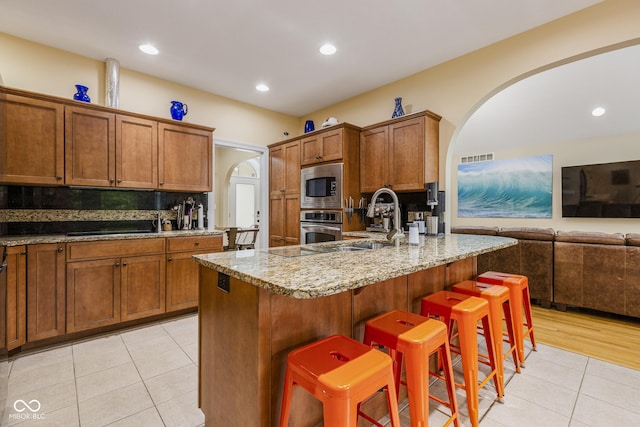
(193, 233), (516, 426)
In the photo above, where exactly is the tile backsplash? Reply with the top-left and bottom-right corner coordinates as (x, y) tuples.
(0, 186), (208, 236)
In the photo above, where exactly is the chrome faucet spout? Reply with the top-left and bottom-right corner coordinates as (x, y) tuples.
(367, 187), (403, 241)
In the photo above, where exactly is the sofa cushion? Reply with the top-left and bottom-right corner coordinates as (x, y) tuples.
(451, 226), (499, 236)
(555, 230), (625, 245)
(625, 233), (640, 247)
(498, 227), (555, 241)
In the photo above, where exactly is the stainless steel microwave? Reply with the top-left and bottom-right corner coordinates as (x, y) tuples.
(300, 163), (343, 209)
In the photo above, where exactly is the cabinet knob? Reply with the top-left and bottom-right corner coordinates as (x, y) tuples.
(56, 176), (63, 180)
(109, 179), (115, 184)
(57, 247), (64, 253)
(115, 262), (120, 267)
(117, 179), (122, 183)
(168, 257), (173, 262)
(123, 262), (128, 267)
(195, 241), (200, 246)
(20, 251), (26, 256)
(159, 182), (164, 186)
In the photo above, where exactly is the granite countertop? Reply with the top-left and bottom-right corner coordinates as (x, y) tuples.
(193, 234), (516, 299)
(0, 229), (224, 247)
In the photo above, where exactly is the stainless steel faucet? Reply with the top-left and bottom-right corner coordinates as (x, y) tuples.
(367, 187), (404, 241)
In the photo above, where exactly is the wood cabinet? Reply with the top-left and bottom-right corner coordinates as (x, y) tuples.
(166, 235), (223, 311)
(5, 246), (26, 350)
(360, 111), (441, 193)
(0, 94), (64, 185)
(300, 128), (344, 166)
(2, 88), (214, 191)
(65, 106), (159, 189)
(158, 123), (213, 192)
(120, 254), (165, 321)
(269, 140), (300, 247)
(27, 243), (66, 342)
(66, 238), (165, 333)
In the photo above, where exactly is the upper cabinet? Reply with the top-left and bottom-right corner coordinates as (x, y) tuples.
(300, 128), (344, 166)
(0, 94), (64, 185)
(360, 111), (441, 193)
(1, 87), (214, 192)
(158, 123), (213, 192)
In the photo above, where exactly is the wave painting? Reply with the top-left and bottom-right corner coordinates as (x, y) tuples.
(458, 154), (552, 218)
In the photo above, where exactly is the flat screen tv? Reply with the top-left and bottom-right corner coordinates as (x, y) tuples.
(562, 159), (640, 218)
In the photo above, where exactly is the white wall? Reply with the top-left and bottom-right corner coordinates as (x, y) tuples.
(451, 131), (640, 234)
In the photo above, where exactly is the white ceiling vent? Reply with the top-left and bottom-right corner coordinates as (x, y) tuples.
(460, 153), (494, 164)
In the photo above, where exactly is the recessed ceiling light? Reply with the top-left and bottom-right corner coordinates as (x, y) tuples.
(591, 107), (606, 117)
(256, 83), (270, 92)
(319, 43), (337, 56)
(139, 44), (159, 55)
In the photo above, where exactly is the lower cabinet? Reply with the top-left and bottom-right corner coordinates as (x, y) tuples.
(66, 258), (121, 333)
(6, 246), (27, 350)
(27, 243), (66, 342)
(120, 254), (165, 321)
(66, 238), (166, 333)
(166, 235), (223, 311)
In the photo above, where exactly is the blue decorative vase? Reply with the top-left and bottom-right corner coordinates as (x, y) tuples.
(304, 120), (315, 133)
(73, 84), (91, 103)
(170, 101), (188, 121)
(391, 97), (404, 118)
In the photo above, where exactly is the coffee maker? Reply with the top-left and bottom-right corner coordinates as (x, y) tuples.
(426, 182), (445, 234)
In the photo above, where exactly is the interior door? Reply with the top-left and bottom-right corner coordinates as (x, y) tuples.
(229, 176), (260, 228)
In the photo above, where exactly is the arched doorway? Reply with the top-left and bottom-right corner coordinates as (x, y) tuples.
(229, 158), (260, 228)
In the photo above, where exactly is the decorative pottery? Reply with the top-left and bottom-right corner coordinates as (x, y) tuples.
(321, 117), (338, 128)
(73, 85), (91, 103)
(304, 120), (315, 133)
(391, 97), (404, 118)
(170, 101), (188, 121)
(105, 58), (120, 108)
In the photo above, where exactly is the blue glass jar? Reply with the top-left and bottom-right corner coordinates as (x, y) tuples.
(73, 85), (91, 103)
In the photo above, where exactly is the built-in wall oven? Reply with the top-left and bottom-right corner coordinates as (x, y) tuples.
(300, 163), (343, 209)
(300, 211), (343, 244)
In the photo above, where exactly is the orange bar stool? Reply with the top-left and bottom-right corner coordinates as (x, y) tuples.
(452, 280), (520, 375)
(279, 334), (401, 427)
(363, 310), (460, 427)
(476, 271), (537, 367)
(420, 291), (503, 427)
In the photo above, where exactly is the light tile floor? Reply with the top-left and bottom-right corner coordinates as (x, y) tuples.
(3, 314), (640, 426)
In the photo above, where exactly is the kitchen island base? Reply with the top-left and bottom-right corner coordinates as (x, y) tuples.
(198, 258), (474, 426)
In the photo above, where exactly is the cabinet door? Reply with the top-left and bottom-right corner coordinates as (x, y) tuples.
(300, 135), (322, 166)
(284, 193), (300, 245)
(166, 251), (203, 311)
(27, 243), (66, 342)
(388, 116), (425, 192)
(66, 258), (120, 333)
(6, 246), (26, 350)
(158, 123), (212, 192)
(121, 255), (166, 321)
(318, 129), (344, 163)
(269, 194), (286, 247)
(116, 115), (158, 189)
(65, 106), (116, 187)
(360, 126), (388, 193)
(284, 141), (300, 193)
(269, 144), (286, 196)
(1, 94), (64, 185)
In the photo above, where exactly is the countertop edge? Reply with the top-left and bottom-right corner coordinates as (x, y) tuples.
(194, 235), (517, 299)
(0, 230), (224, 246)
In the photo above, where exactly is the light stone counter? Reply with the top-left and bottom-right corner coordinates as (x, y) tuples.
(193, 233), (516, 299)
(0, 229), (224, 247)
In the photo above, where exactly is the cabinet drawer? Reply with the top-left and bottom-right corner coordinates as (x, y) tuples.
(67, 238), (165, 261)
(167, 235), (223, 253)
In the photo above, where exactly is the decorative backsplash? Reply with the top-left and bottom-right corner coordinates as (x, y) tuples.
(0, 186), (208, 236)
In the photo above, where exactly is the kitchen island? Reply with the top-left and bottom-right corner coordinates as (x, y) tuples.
(194, 233), (516, 426)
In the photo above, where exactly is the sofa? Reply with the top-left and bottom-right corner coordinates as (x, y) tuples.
(451, 226), (640, 319)
(451, 226), (554, 307)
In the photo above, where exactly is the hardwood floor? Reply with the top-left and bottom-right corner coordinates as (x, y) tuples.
(531, 305), (640, 371)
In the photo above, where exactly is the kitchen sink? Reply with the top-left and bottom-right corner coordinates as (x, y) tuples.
(331, 241), (393, 251)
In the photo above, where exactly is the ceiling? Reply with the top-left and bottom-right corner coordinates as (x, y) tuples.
(454, 43), (640, 155)
(0, 0), (602, 116)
